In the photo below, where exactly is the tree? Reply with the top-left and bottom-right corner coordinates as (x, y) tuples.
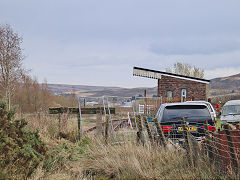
(166, 62), (204, 79)
(0, 24), (25, 110)
(13, 76), (54, 113)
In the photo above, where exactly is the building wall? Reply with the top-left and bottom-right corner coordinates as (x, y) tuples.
(158, 76), (207, 101)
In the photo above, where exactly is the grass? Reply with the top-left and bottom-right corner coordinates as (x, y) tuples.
(28, 135), (238, 179)
(79, 137), (236, 179)
(4, 113), (238, 179)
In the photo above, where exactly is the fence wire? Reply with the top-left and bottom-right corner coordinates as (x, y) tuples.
(140, 117), (240, 175)
(42, 96), (240, 175)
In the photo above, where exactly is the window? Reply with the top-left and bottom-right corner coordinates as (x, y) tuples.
(161, 105), (212, 122)
(139, 104), (145, 114)
(222, 105), (240, 116)
(181, 89), (187, 99)
(166, 91), (173, 98)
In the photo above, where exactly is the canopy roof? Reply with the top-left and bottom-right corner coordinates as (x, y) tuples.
(133, 67), (210, 84)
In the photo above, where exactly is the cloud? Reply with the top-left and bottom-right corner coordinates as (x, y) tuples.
(2, 0), (240, 87)
(205, 67), (240, 79)
(149, 38), (240, 55)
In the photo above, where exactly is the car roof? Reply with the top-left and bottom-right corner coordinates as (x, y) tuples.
(161, 102), (208, 107)
(186, 101), (212, 106)
(224, 100), (240, 106)
(186, 101), (209, 104)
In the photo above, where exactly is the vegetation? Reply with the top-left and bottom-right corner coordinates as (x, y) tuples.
(212, 93), (240, 105)
(81, 139), (235, 179)
(1, 23), (239, 180)
(0, 98), (238, 179)
(0, 24), (25, 110)
(0, 99), (46, 178)
(166, 62), (205, 78)
(0, 24), (77, 114)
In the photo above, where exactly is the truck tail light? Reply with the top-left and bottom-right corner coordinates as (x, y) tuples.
(161, 126), (173, 133)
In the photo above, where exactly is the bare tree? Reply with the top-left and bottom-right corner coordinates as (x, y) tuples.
(166, 62), (204, 78)
(0, 24), (24, 109)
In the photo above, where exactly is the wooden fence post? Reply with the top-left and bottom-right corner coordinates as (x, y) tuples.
(77, 112), (81, 140)
(224, 124), (239, 175)
(96, 109), (103, 136)
(136, 115), (144, 145)
(153, 118), (167, 147)
(105, 115), (109, 144)
(58, 113), (61, 135)
(181, 117), (194, 167)
(212, 131), (222, 170)
(143, 116), (153, 143)
(204, 120), (214, 161)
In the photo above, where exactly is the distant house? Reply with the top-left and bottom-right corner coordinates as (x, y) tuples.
(133, 67), (210, 101)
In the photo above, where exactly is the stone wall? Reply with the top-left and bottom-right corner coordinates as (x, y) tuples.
(158, 76), (207, 101)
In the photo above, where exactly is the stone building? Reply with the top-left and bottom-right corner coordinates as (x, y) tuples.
(133, 67), (210, 101)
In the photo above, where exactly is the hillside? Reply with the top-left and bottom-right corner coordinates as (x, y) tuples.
(48, 73), (240, 97)
(48, 84), (157, 97)
(48, 84), (121, 95)
(75, 87), (158, 97)
(209, 73), (240, 90)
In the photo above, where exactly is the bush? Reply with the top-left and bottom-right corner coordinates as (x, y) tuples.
(43, 136), (91, 173)
(0, 99), (46, 178)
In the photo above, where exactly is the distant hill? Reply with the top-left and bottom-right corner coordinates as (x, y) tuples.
(48, 84), (121, 95)
(76, 87), (158, 97)
(48, 83), (157, 97)
(47, 73), (240, 98)
(209, 73), (240, 90)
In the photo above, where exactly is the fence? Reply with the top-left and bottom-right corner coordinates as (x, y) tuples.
(45, 96), (201, 141)
(211, 127), (240, 173)
(26, 95), (240, 175)
(37, 109), (239, 176)
(135, 115), (240, 175)
(133, 97), (192, 115)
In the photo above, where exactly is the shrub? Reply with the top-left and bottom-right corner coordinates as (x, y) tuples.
(43, 136), (90, 173)
(0, 99), (46, 178)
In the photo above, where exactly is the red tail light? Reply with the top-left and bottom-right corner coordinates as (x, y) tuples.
(161, 126), (172, 133)
(202, 126), (216, 132)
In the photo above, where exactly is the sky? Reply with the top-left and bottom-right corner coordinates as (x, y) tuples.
(1, 0), (240, 88)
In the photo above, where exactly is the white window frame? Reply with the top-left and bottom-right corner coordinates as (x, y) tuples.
(181, 89), (187, 99)
(139, 104), (145, 114)
(166, 91), (173, 98)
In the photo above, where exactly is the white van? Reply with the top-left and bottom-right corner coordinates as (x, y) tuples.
(221, 100), (240, 125)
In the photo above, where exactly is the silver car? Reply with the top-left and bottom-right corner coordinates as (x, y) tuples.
(221, 100), (240, 125)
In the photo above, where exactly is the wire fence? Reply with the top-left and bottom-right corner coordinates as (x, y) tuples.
(135, 115), (240, 175)
(25, 95), (240, 175)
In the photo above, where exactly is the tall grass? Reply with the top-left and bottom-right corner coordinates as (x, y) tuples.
(17, 114), (238, 179)
(80, 138), (236, 179)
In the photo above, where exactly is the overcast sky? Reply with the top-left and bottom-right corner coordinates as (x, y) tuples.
(1, 0), (240, 87)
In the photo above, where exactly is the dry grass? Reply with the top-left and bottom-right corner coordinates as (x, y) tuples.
(17, 114), (238, 180)
(23, 114), (60, 138)
(80, 138), (232, 179)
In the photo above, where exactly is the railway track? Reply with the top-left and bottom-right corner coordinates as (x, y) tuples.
(85, 118), (129, 133)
